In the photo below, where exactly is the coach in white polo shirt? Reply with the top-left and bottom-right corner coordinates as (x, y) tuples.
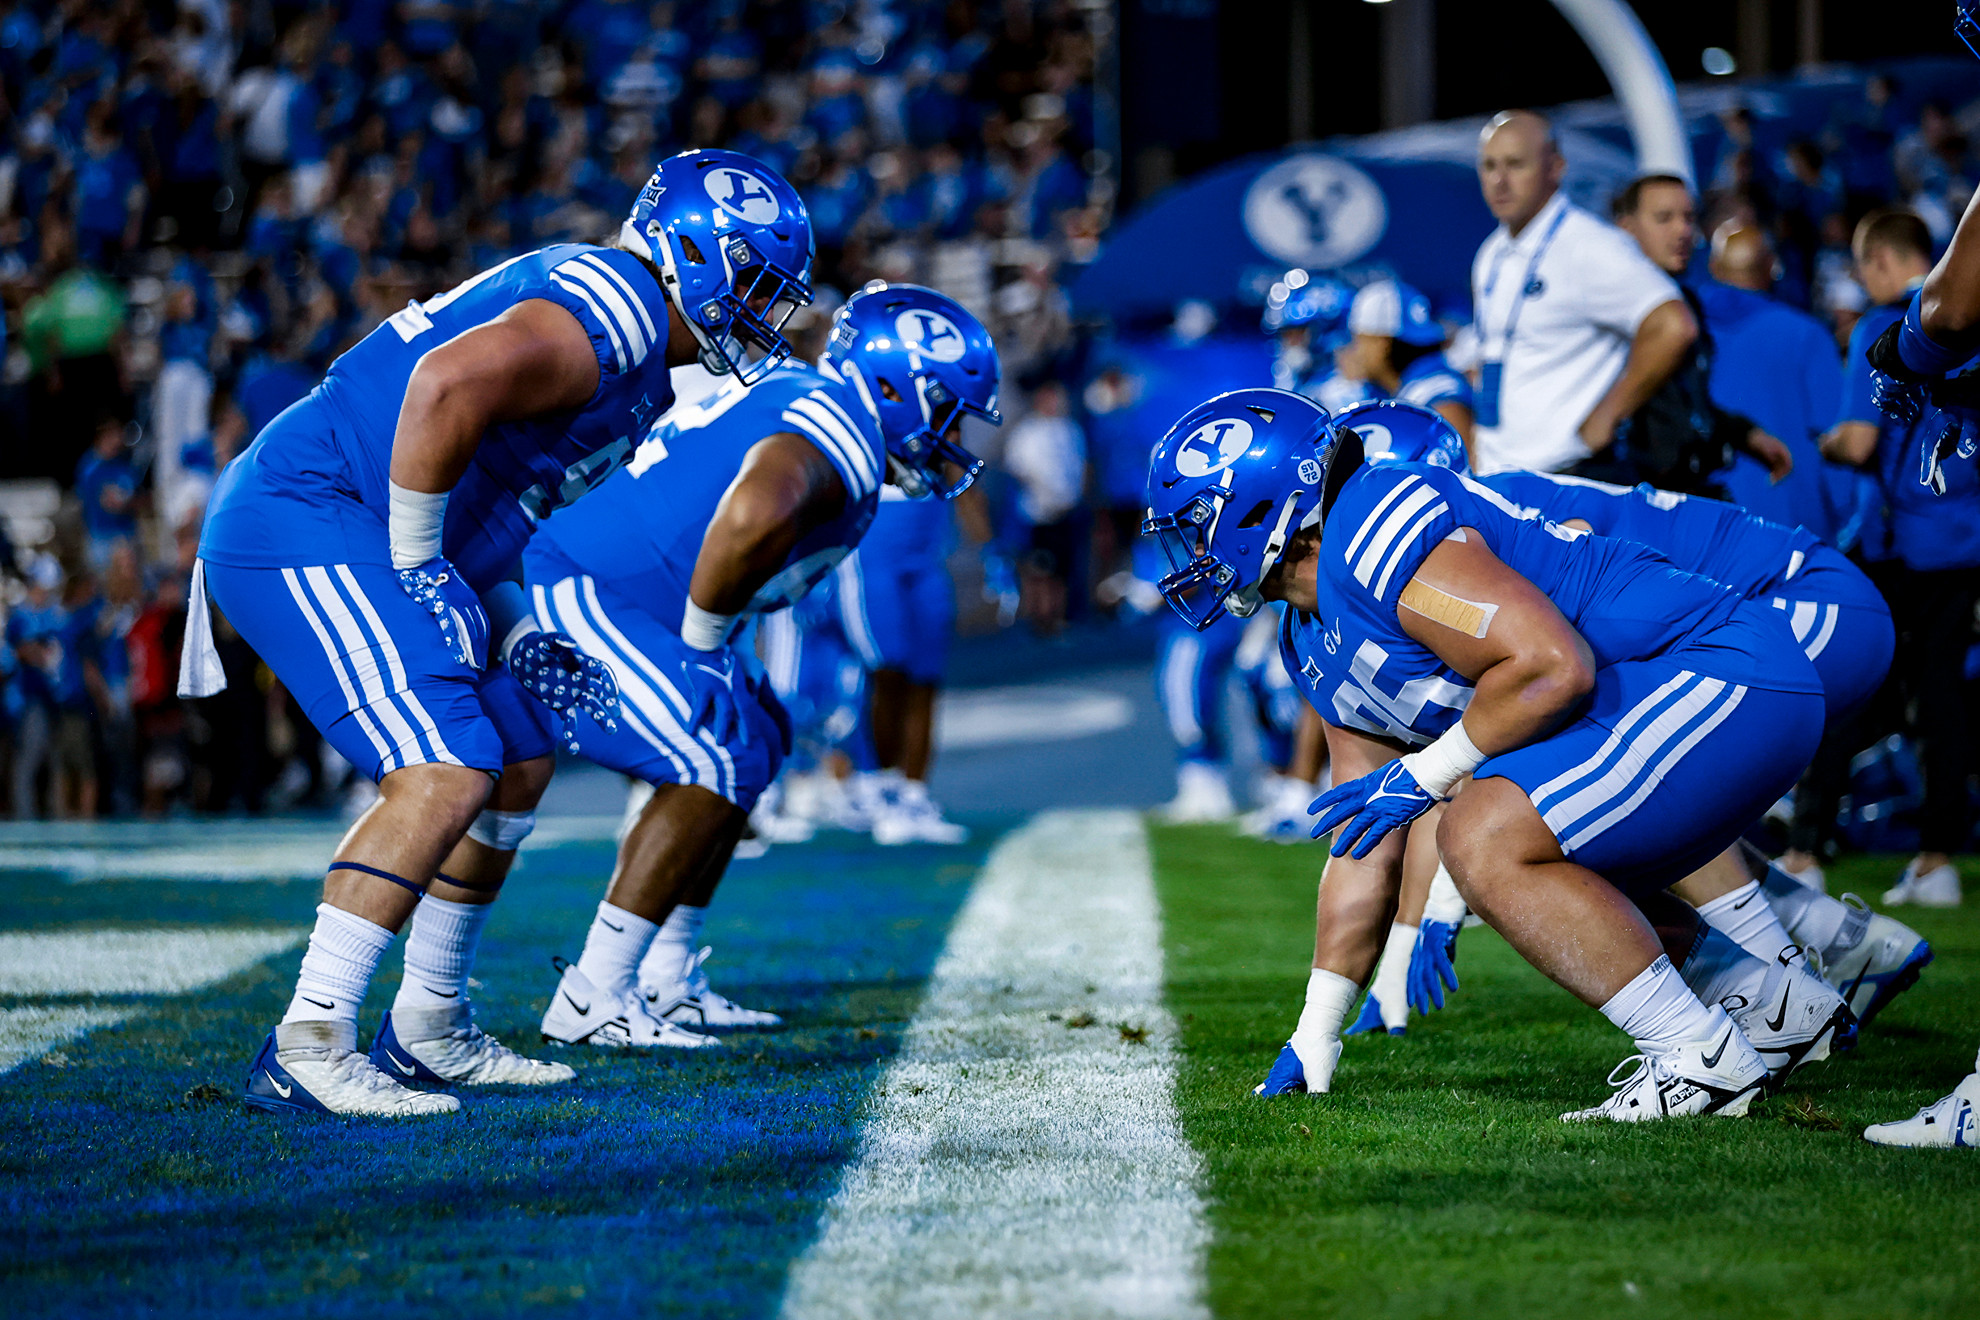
(1470, 110), (1699, 474)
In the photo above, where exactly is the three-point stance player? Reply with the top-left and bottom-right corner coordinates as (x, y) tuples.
(191, 148), (814, 1115)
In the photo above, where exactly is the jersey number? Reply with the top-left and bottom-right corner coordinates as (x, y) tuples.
(1329, 638), (1472, 744)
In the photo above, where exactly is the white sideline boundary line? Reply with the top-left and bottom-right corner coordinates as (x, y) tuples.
(777, 809), (1210, 1320)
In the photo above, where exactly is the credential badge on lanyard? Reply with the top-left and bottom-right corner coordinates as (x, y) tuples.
(1475, 203), (1570, 428)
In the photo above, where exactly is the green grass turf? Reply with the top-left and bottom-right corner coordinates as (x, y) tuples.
(1152, 826), (1980, 1320)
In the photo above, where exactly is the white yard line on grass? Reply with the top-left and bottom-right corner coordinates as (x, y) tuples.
(778, 808), (1210, 1320)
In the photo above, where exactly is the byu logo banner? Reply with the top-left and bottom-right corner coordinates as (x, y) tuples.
(1175, 417), (1255, 478)
(895, 310), (967, 363)
(705, 168), (781, 224)
(1243, 154), (1388, 269)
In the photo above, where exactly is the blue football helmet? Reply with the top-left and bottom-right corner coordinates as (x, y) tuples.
(1262, 270), (1351, 337)
(1334, 400), (1469, 474)
(821, 281), (1001, 499)
(1143, 387), (1346, 631)
(622, 148), (814, 385)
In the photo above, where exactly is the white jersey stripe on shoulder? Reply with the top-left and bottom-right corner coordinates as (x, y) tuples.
(1540, 676), (1723, 840)
(780, 409), (866, 497)
(1372, 501), (1449, 599)
(281, 568), (394, 770)
(812, 391), (882, 479)
(788, 397), (877, 495)
(577, 576), (735, 795)
(330, 564), (457, 766)
(557, 261), (650, 367)
(802, 392), (881, 492)
(576, 252), (657, 343)
(1354, 484), (1438, 588)
(1342, 474), (1418, 566)
(1529, 669), (1696, 813)
(550, 273), (627, 373)
(1561, 684), (1748, 852)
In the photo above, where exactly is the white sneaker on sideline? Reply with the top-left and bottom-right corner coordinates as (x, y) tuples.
(1562, 1008), (1766, 1122)
(372, 1003), (576, 1086)
(1884, 861), (1963, 908)
(1864, 1072), (1980, 1148)
(1239, 776), (1317, 843)
(244, 1020), (461, 1117)
(1157, 761), (1235, 824)
(1817, 895), (1933, 1026)
(1722, 951), (1855, 1082)
(749, 781), (816, 845)
(539, 961), (722, 1050)
(642, 945), (783, 1029)
(871, 778), (969, 845)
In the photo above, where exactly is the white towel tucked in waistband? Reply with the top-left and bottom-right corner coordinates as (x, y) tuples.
(177, 558), (228, 698)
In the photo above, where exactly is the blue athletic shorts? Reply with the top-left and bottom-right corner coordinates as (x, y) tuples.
(1157, 609), (1243, 764)
(1764, 546), (1894, 727)
(1479, 647), (1825, 896)
(835, 549), (953, 684)
(201, 559), (552, 781)
(761, 587), (866, 762)
(528, 563), (784, 810)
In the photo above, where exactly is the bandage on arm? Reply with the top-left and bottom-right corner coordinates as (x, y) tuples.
(388, 482), (448, 570)
(1399, 577), (1499, 640)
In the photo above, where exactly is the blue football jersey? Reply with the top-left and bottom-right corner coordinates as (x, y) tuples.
(201, 244), (676, 589)
(1283, 462), (1819, 746)
(529, 359), (885, 626)
(1395, 351), (1473, 414)
(1478, 470), (1821, 599)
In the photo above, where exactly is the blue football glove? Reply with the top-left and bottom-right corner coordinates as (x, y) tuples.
(682, 649), (748, 747)
(1308, 758), (1438, 858)
(508, 630), (619, 734)
(1915, 371), (1980, 493)
(397, 558), (488, 670)
(1407, 918), (1461, 1015)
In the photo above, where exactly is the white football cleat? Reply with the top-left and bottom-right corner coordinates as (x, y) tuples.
(642, 944), (783, 1029)
(871, 778), (969, 845)
(1863, 1071), (1980, 1149)
(1816, 894), (1933, 1027)
(539, 960), (723, 1050)
(244, 1020), (461, 1117)
(1562, 1008), (1767, 1122)
(1239, 776), (1317, 843)
(371, 1004), (576, 1086)
(749, 782), (816, 845)
(1883, 860), (1962, 908)
(1722, 951), (1855, 1082)
(1156, 760), (1235, 824)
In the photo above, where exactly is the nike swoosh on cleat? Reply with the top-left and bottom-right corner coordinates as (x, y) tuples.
(301, 996), (335, 1010)
(387, 1051), (418, 1076)
(266, 1071), (292, 1099)
(562, 991), (591, 1016)
(1701, 1027), (1733, 1070)
(1766, 986), (1792, 1033)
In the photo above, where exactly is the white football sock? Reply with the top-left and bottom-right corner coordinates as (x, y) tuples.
(1760, 863), (1850, 951)
(638, 903), (706, 988)
(1372, 923), (1416, 1029)
(1678, 926), (1772, 1010)
(393, 894), (491, 1012)
(283, 903), (394, 1028)
(1696, 880), (1799, 965)
(1600, 954), (1721, 1055)
(574, 900), (658, 997)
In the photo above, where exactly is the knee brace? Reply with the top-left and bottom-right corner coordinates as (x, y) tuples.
(466, 808), (536, 852)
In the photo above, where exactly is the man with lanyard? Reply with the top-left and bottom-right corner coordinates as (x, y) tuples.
(1852, 1), (1980, 1142)
(1470, 111), (1697, 477)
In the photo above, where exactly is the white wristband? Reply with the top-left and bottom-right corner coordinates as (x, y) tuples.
(388, 481), (448, 570)
(680, 599), (737, 652)
(1399, 719), (1487, 798)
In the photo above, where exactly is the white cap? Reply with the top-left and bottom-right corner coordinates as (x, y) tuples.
(1348, 279), (1443, 346)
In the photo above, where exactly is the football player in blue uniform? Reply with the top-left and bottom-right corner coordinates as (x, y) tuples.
(1147, 388), (1843, 1121)
(189, 148), (814, 1115)
(1344, 279), (1475, 454)
(1264, 268), (1352, 398)
(523, 284), (1000, 1046)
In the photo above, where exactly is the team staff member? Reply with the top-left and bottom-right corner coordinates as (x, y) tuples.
(1470, 111), (1697, 475)
(1823, 209), (1977, 914)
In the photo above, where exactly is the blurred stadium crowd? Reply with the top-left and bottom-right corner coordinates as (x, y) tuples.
(0, 0), (1974, 842)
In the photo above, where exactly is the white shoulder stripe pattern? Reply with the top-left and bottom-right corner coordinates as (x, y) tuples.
(553, 257), (651, 369)
(811, 391), (883, 478)
(576, 252), (658, 343)
(788, 395), (879, 496)
(1353, 483), (1439, 589)
(549, 273), (627, 373)
(781, 406), (862, 493)
(1372, 499), (1450, 599)
(1342, 475), (1418, 567)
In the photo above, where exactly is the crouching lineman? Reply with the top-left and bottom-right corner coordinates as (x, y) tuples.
(521, 283), (1001, 1046)
(1854, 0), (1980, 1145)
(1341, 402), (1928, 1040)
(1146, 388), (1839, 1121)
(187, 148), (815, 1115)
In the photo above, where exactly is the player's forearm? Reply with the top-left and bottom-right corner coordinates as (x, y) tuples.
(688, 483), (811, 615)
(1582, 301), (1697, 446)
(1920, 188), (1980, 346)
(389, 368), (494, 494)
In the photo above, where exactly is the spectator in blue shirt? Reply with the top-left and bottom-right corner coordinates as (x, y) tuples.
(1821, 208), (1979, 901)
(7, 554), (95, 818)
(73, 104), (143, 266)
(76, 417), (138, 570)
